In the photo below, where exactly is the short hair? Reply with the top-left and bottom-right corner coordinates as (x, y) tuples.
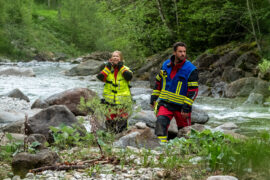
(112, 50), (124, 61)
(173, 42), (187, 51)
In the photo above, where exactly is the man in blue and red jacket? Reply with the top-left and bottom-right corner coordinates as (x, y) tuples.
(150, 42), (198, 143)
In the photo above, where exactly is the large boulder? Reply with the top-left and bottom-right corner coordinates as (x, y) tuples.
(5, 88), (30, 102)
(222, 67), (245, 83)
(32, 88), (97, 116)
(225, 77), (270, 98)
(65, 51), (111, 76)
(193, 53), (219, 70)
(0, 67), (35, 77)
(25, 105), (84, 142)
(235, 51), (260, 72)
(65, 60), (104, 76)
(12, 149), (59, 178)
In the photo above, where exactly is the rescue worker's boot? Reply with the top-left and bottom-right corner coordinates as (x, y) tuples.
(155, 115), (170, 143)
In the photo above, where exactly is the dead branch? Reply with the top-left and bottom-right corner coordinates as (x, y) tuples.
(30, 156), (119, 173)
(24, 114), (29, 152)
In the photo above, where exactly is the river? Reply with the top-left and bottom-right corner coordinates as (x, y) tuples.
(0, 61), (269, 136)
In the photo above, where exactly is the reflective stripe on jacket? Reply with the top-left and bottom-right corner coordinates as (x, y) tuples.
(103, 66), (132, 105)
(159, 59), (196, 106)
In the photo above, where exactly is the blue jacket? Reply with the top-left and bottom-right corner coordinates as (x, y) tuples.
(158, 59), (196, 106)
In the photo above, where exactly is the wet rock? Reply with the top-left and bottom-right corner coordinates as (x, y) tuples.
(43, 88), (97, 116)
(31, 99), (49, 109)
(225, 77), (270, 98)
(192, 105), (209, 124)
(65, 60), (104, 76)
(215, 122), (238, 131)
(0, 67), (35, 77)
(25, 105), (84, 143)
(5, 89), (30, 102)
(243, 93), (264, 105)
(198, 85), (211, 96)
(12, 149), (59, 178)
(207, 175), (238, 180)
(211, 82), (227, 98)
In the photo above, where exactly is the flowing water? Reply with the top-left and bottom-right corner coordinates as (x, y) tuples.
(0, 61), (269, 136)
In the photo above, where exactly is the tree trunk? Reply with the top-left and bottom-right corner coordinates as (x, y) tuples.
(48, 0), (50, 8)
(173, 0), (179, 34)
(155, 0), (174, 37)
(246, 0), (261, 52)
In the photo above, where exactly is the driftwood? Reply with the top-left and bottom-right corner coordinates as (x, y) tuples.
(30, 156), (119, 173)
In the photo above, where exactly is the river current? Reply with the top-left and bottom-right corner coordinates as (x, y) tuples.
(0, 61), (269, 136)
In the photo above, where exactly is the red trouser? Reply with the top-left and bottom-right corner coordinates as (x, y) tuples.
(157, 105), (191, 131)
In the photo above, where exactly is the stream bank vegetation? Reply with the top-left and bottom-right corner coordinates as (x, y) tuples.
(1, 99), (270, 179)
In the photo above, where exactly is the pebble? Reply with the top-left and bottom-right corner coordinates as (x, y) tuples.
(0, 97), (31, 112)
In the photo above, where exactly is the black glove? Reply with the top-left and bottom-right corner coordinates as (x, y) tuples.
(182, 104), (192, 113)
(105, 61), (112, 70)
(117, 61), (124, 69)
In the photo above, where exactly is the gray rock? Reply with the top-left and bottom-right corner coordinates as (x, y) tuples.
(177, 124), (206, 138)
(135, 122), (147, 129)
(0, 133), (25, 146)
(0, 67), (35, 77)
(65, 60), (104, 76)
(5, 89), (30, 102)
(215, 122), (238, 131)
(43, 88), (97, 116)
(12, 149), (59, 178)
(226, 77), (270, 98)
(192, 105), (209, 124)
(243, 93), (264, 105)
(207, 175), (238, 180)
(211, 82), (227, 98)
(0, 120), (24, 133)
(128, 110), (156, 128)
(113, 127), (160, 149)
(0, 111), (25, 123)
(25, 105), (84, 143)
(31, 99), (49, 109)
(222, 67), (245, 83)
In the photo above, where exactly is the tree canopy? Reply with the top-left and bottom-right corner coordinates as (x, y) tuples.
(0, 0), (269, 62)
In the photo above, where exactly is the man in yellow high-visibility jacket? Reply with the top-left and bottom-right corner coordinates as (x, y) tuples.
(97, 51), (133, 133)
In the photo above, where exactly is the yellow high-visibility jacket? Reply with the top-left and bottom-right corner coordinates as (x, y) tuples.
(103, 66), (132, 105)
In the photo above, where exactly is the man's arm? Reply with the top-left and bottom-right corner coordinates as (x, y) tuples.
(182, 69), (199, 113)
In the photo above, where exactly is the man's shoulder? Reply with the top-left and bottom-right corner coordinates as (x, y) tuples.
(162, 59), (171, 67)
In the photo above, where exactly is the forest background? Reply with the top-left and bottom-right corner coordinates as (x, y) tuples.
(0, 0), (269, 66)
